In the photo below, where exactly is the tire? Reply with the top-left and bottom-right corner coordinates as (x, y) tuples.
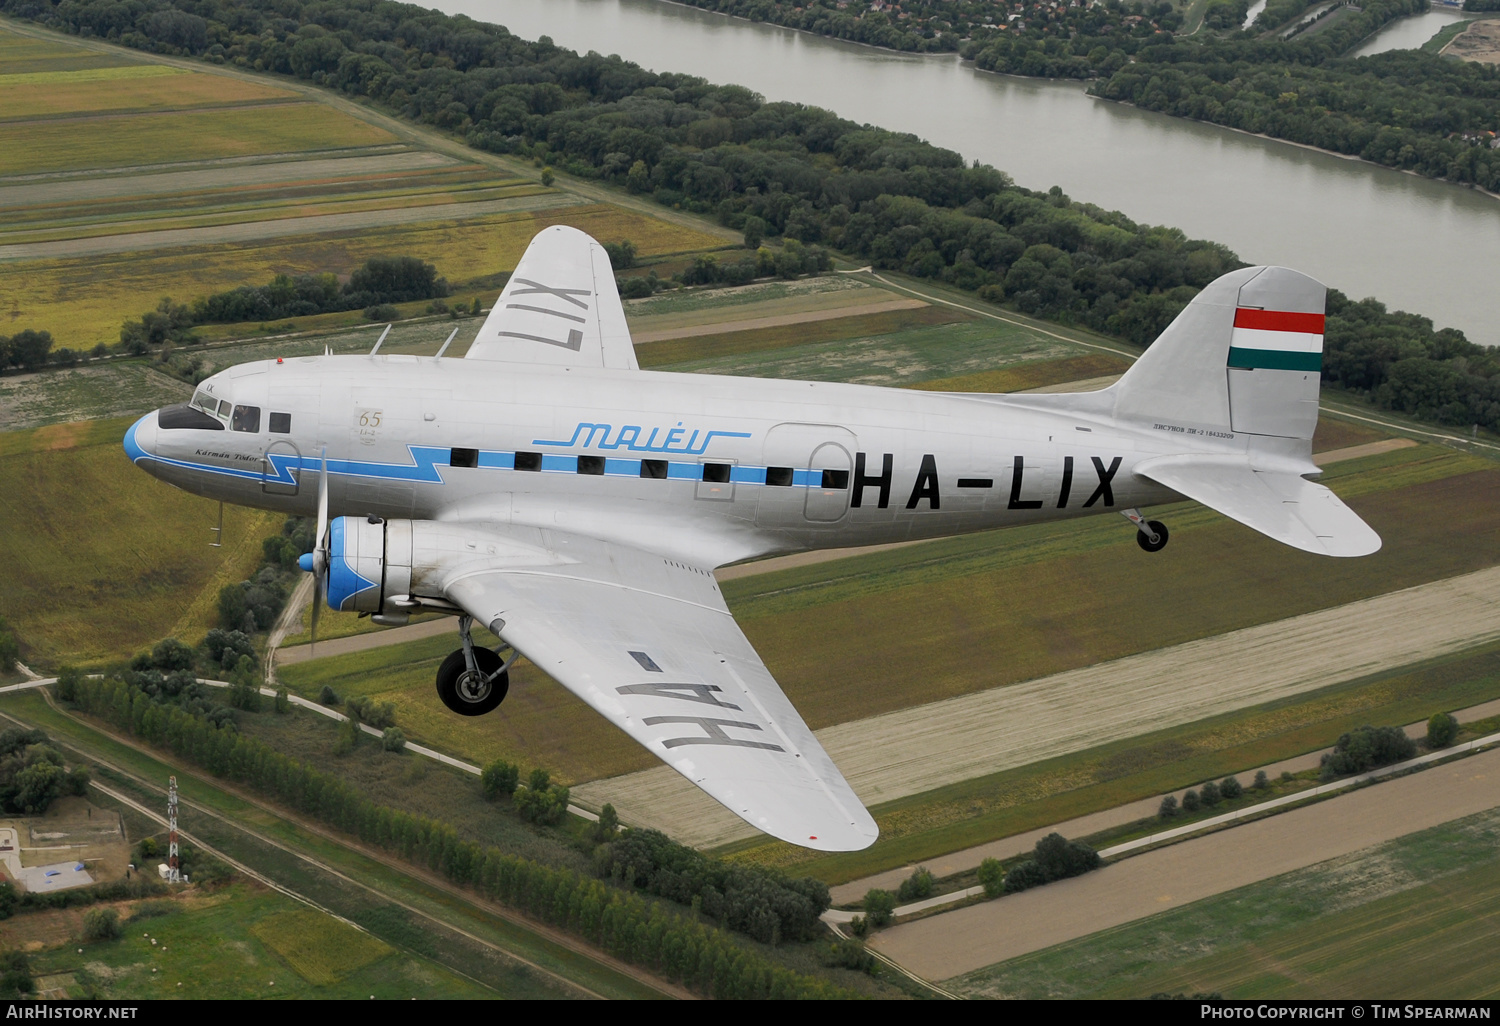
(1136, 520), (1169, 553)
(435, 648), (509, 716)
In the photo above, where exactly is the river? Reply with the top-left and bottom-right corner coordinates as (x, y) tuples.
(442, 0), (1500, 345)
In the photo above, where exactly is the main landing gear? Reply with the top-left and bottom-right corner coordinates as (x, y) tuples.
(436, 614), (518, 716)
(1122, 508), (1169, 553)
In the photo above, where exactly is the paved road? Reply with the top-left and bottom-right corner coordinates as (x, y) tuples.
(572, 566), (1500, 847)
(870, 745), (1500, 981)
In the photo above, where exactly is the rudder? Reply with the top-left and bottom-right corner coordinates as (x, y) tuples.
(1111, 266), (1325, 441)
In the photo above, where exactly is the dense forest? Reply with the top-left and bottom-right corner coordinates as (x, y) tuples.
(6, 0), (1496, 428)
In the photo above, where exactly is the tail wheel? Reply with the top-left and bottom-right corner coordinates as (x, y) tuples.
(436, 648), (509, 716)
(1137, 520), (1169, 553)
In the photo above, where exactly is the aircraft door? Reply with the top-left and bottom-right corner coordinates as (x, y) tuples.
(761, 423), (858, 526)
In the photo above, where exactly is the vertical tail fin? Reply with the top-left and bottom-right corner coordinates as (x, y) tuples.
(1112, 266), (1326, 442)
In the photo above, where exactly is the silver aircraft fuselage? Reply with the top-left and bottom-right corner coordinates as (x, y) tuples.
(127, 353), (1184, 568)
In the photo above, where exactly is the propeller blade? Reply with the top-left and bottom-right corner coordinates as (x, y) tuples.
(312, 448), (328, 650)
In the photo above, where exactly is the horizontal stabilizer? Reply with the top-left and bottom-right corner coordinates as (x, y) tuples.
(1135, 455), (1381, 558)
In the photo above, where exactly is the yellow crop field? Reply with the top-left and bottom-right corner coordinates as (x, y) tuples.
(249, 910), (393, 986)
(2, 205), (725, 345)
(0, 65), (295, 119)
(0, 417), (280, 665)
(0, 102), (397, 176)
(0, 26), (132, 72)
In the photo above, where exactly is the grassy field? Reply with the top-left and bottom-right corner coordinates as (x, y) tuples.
(275, 629), (644, 786)
(728, 641), (1500, 879)
(0, 102), (398, 177)
(911, 351), (1131, 393)
(5, 204), (723, 347)
(22, 884), (502, 999)
(657, 316), (1092, 387)
(0, 417), (280, 666)
(635, 304), (968, 368)
(0, 64), (295, 120)
(0, 361), (191, 432)
(947, 806), (1500, 998)
(0, 23), (135, 73)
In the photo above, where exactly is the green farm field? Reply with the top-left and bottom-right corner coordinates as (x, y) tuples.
(4, 203), (724, 346)
(274, 445), (1500, 788)
(0, 23), (134, 73)
(0, 361), (190, 431)
(0, 102), (397, 177)
(0, 64), (295, 120)
(21, 884), (497, 999)
(0, 417), (280, 666)
(948, 806), (1500, 999)
(734, 641), (1500, 879)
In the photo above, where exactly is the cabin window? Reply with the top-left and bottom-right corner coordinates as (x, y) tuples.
(577, 455), (605, 476)
(640, 459), (668, 479)
(231, 405), (260, 433)
(701, 462), (731, 484)
(765, 467), (794, 487)
(269, 412), (291, 434)
(820, 469), (850, 489)
(514, 451), (542, 472)
(450, 447), (478, 469)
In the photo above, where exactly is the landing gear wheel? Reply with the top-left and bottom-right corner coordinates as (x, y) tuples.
(1136, 520), (1169, 553)
(436, 648), (509, 716)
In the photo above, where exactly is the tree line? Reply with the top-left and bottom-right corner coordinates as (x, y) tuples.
(56, 669), (857, 998)
(8, 0), (1494, 430)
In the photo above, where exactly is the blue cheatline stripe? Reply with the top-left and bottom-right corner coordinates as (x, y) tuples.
(133, 431), (850, 493)
(1227, 347), (1322, 372)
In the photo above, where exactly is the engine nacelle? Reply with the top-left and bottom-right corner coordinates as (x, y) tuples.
(324, 515), (412, 614)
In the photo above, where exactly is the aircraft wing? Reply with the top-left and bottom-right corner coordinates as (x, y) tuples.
(1135, 454), (1381, 557)
(434, 527), (879, 852)
(466, 224), (638, 370)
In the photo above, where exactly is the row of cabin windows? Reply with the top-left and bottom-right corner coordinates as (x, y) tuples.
(449, 447), (850, 489)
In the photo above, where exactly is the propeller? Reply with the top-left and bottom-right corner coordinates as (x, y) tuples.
(298, 448), (330, 651)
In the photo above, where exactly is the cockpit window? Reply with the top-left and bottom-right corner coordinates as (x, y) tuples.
(217, 400), (232, 418)
(231, 405), (260, 433)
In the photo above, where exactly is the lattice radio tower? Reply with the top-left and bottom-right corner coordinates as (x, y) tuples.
(167, 775), (180, 883)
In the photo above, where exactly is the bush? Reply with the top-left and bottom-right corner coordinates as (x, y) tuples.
(603, 240), (636, 269)
(150, 637), (194, 672)
(848, 914), (869, 938)
(1034, 832), (1100, 880)
(1427, 711), (1459, 749)
(364, 303), (399, 321)
(1199, 781), (1222, 808)
(1182, 789), (1201, 812)
(976, 856), (1006, 898)
(318, 685), (340, 706)
(589, 803), (619, 844)
(863, 888), (896, 927)
(274, 688), (290, 714)
(896, 866), (934, 902)
(1320, 725), (1418, 780)
(1003, 859), (1048, 894)
(0, 951), (31, 998)
(619, 276), (655, 299)
(81, 907), (121, 941)
(540, 167), (555, 186)
(1158, 795), (1179, 819)
(1254, 770), (1270, 790)
(346, 695), (396, 729)
(513, 773), (570, 825)
(480, 759), (519, 799)
(1221, 776), (1243, 800)
(819, 936), (874, 972)
(380, 727), (406, 753)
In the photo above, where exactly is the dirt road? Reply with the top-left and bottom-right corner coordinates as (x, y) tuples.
(871, 745), (1500, 981)
(571, 566), (1500, 847)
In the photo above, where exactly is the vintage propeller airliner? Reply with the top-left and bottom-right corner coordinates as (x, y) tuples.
(124, 225), (1379, 852)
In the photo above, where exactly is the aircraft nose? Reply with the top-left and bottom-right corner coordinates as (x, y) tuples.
(123, 410), (159, 465)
